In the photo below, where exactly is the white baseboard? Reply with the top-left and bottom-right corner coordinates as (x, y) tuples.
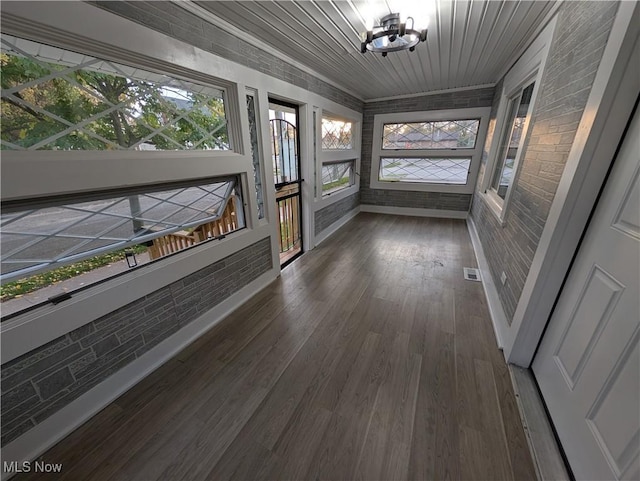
(0, 269), (278, 480)
(314, 206), (360, 247)
(466, 217), (507, 350)
(360, 204), (468, 219)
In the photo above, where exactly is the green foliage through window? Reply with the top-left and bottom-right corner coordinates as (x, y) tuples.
(322, 160), (354, 195)
(1, 35), (229, 151)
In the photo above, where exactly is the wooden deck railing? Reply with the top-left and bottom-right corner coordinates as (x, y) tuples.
(147, 196), (239, 261)
(275, 187), (301, 254)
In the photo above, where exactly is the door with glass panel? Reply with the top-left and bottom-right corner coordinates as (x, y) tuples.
(268, 100), (303, 267)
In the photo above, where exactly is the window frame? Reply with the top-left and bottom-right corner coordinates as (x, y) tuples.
(0, 23), (262, 349)
(320, 158), (356, 197)
(479, 18), (555, 224)
(0, 34), (247, 204)
(483, 75), (539, 222)
(321, 115), (354, 151)
(0, 176), (245, 288)
(315, 108), (361, 204)
(370, 107), (491, 194)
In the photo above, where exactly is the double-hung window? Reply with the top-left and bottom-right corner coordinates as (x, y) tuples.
(318, 113), (359, 197)
(0, 33), (248, 319)
(370, 108), (491, 194)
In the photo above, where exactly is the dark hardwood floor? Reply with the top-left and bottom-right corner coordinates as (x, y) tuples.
(19, 213), (536, 480)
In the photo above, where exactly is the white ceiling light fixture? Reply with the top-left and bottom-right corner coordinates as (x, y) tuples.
(360, 12), (427, 57)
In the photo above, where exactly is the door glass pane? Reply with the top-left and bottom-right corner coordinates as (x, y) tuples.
(269, 104), (298, 184)
(491, 82), (535, 199)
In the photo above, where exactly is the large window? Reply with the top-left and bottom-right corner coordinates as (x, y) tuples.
(319, 113), (359, 198)
(0, 33), (246, 320)
(370, 108), (490, 194)
(321, 117), (353, 150)
(1, 178), (244, 318)
(1, 34), (230, 151)
(379, 157), (472, 184)
(322, 159), (355, 194)
(382, 119), (480, 150)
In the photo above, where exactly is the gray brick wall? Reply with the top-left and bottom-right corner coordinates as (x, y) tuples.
(1, 237), (272, 446)
(470, 1), (618, 322)
(91, 1), (364, 113)
(360, 87), (495, 211)
(314, 191), (360, 235)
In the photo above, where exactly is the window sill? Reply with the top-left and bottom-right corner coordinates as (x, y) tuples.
(0, 224), (272, 364)
(315, 184), (358, 209)
(370, 178), (474, 194)
(479, 190), (508, 226)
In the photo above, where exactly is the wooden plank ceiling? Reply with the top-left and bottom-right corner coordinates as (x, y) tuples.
(190, 0), (555, 101)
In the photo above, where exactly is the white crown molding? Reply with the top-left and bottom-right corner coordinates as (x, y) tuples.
(364, 83), (496, 103)
(173, 0), (364, 103)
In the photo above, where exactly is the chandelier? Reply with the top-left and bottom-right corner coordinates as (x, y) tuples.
(360, 13), (427, 56)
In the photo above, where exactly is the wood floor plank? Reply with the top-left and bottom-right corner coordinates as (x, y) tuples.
(265, 407), (333, 481)
(357, 334), (422, 481)
(493, 360), (538, 481)
(474, 358), (515, 480)
(14, 213), (536, 481)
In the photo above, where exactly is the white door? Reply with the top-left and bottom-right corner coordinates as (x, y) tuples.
(533, 107), (640, 481)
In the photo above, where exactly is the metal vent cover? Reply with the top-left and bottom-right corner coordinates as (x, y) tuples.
(463, 267), (482, 282)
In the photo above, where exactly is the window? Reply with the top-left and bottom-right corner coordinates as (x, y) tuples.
(1, 34), (230, 151)
(370, 108), (490, 194)
(1, 178), (244, 318)
(322, 117), (353, 150)
(318, 112), (359, 198)
(322, 160), (355, 195)
(379, 157), (472, 184)
(246, 92), (265, 219)
(0, 33), (247, 320)
(489, 82), (535, 200)
(480, 17), (555, 221)
(382, 119), (480, 150)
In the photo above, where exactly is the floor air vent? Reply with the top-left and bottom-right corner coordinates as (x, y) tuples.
(463, 267), (482, 282)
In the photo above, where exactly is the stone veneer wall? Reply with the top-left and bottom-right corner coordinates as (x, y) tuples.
(360, 87), (495, 211)
(314, 191), (360, 236)
(470, 1), (619, 322)
(1, 237), (272, 446)
(91, 1), (363, 113)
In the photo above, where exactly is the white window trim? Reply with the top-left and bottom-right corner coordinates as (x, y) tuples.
(315, 108), (361, 207)
(320, 158), (357, 197)
(0, 6), (267, 361)
(320, 113), (356, 151)
(244, 87), (269, 227)
(370, 107), (491, 194)
(480, 17), (557, 225)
